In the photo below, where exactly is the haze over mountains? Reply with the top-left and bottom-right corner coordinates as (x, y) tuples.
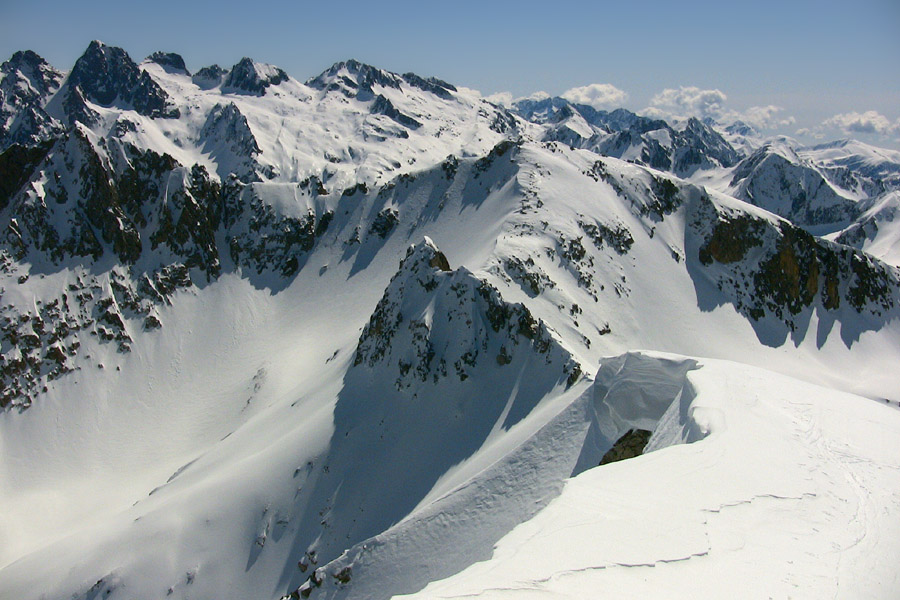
(1, 42), (899, 600)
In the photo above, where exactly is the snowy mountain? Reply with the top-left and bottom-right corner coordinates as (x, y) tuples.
(725, 138), (861, 230)
(512, 97), (740, 176)
(0, 50), (64, 147)
(1, 42), (899, 600)
(802, 139), (900, 194)
(833, 190), (900, 267)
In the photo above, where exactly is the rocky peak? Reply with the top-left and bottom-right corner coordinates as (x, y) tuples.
(201, 103), (259, 153)
(222, 57), (288, 95)
(0, 50), (64, 149)
(401, 72), (457, 99)
(672, 116), (740, 172)
(191, 64), (227, 89)
(68, 41), (141, 105)
(354, 237), (581, 390)
(729, 142), (859, 228)
(146, 51), (190, 75)
(1, 50), (64, 96)
(307, 59), (403, 98)
(199, 103), (261, 182)
(66, 40), (178, 120)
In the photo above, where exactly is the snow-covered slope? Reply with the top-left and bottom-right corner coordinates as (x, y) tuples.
(725, 138), (861, 231)
(833, 190), (900, 267)
(513, 97), (739, 177)
(400, 352), (900, 600)
(1, 42), (899, 600)
(0, 50), (64, 147)
(801, 139), (900, 195)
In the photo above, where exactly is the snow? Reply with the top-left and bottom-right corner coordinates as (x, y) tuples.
(2, 47), (900, 600)
(399, 354), (900, 600)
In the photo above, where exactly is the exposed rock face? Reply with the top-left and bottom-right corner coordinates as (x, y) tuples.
(401, 72), (456, 99)
(0, 50), (64, 149)
(693, 199), (898, 327)
(222, 57), (288, 95)
(370, 94), (422, 130)
(354, 238), (582, 389)
(599, 429), (652, 465)
(146, 51), (190, 75)
(514, 98), (739, 176)
(1, 125), (138, 263)
(0, 266), (183, 409)
(0, 140), (54, 211)
(192, 64), (227, 89)
(307, 59), (403, 98)
(730, 143), (859, 228)
(64, 41), (179, 121)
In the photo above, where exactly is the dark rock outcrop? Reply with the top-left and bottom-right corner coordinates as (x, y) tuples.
(146, 51), (190, 75)
(65, 41), (179, 121)
(0, 50), (64, 149)
(222, 57), (288, 95)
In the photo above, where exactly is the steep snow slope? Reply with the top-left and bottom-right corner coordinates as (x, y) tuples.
(400, 353), (900, 600)
(832, 191), (900, 267)
(726, 139), (861, 231)
(2, 141), (899, 600)
(512, 97), (739, 177)
(801, 139), (900, 194)
(1, 42), (900, 600)
(0, 50), (64, 147)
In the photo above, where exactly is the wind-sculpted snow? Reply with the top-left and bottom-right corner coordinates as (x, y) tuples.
(399, 354), (900, 600)
(1, 43), (900, 600)
(280, 351), (705, 600)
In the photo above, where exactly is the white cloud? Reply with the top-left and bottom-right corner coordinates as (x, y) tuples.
(560, 83), (628, 110)
(795, 127), (825, 140)
(520, 90), (551, 103)
(455, 85), (483, 98)
(484, 91), (513, 107)
(636, 106), (670, 121)
(736, 105), (795, 130)
(822, 110), (900, 137)
(649, 86), (728, 120)
(643, 86), (795, 132)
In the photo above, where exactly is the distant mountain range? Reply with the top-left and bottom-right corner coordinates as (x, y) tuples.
(1, 42), (899, 600)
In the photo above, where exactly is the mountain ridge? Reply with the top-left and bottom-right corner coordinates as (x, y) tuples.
(1, 41), (899, 600)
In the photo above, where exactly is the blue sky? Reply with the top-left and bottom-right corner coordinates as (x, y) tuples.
(2, 0), (898, 147)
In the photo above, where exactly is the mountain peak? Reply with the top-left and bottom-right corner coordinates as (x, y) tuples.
(3, 50), (50, 72)
(146, 51), (189, 75)
(1, 49), (63, 93)
(354, 236), (581, 390)
(407, 236), (452, 272)
(221, 57), (288, 95)
(307, 58), (403, 97)
(66, 40), (177, 119)
(0, 49), (65, 147)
